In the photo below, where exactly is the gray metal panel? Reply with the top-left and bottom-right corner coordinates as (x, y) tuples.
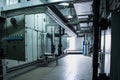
(25, 14), (35, 29)
(42, 14), (47, 32)
(37, 32), (41, 58)
(37, 14), (43, 31)
(37, 13), (47, 32)
(25, 28), (33, 62)
(6, 32), (25, 61)
(6, 59), (19, 68)
(40, 33), (47, 57)
(4, 15), (25, 61)
(46, 37), (51, 53)
(34, 14), (38, 30)
(32, 30), (38, 61)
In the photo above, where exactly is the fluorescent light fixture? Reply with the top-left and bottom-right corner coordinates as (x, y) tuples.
(78, 16), (88, 19)
(67, 15), (73, 19)
(58, 3), (69, 6)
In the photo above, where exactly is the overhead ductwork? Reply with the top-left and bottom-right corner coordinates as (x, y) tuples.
(45, 6), (77, 37)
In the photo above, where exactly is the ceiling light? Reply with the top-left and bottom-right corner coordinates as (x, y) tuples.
(67, 15), (73, 19)
(58, 3), (69, 6)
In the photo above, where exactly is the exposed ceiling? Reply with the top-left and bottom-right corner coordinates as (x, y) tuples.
(40, 0), (93, 36)
(2, 0), (93, 37)
(52, 0), (93, 36)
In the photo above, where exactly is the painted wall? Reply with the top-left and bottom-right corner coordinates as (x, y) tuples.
(67, 37), (84, 51)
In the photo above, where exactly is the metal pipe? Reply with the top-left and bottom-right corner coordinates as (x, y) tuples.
(92, 0), (100, 80)
(51, 27), (55, 56)
(58, 26), (62, 56)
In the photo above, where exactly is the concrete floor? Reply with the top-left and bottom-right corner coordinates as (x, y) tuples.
(10, 54), (92, 80)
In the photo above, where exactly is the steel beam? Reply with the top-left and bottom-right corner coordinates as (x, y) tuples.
(92, 0), (100, 80)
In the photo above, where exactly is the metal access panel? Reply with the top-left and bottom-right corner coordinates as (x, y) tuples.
(4, 15), (25, 61)
(37, 13), (47, 32)
(32, 30), (38, 61)
(25, 14), (35, 29)
(25, 28), (33, 62)
(37, 32), (41, 58)
(46, 37), (51, 53)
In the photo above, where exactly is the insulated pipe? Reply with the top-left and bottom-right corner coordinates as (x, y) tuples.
(92, 0), (100, 80)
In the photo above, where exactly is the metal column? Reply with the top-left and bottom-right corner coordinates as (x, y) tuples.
(92, 0), (100, 80)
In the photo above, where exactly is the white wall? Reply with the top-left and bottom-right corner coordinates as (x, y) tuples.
(67, 37), (84, 51)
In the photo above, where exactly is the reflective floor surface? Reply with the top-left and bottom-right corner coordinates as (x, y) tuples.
(10, 54), (92, 80)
